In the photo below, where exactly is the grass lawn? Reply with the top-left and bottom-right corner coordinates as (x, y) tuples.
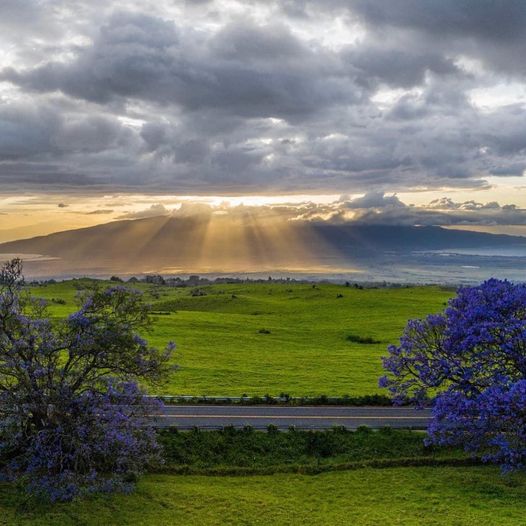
(29, 280), (453, 396)
(4, 466), (526, 525)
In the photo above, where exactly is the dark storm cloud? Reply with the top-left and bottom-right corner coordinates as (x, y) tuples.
(346, 43), (461, 89)
(0, 101), (134, 160)
(3, 13), (358, 119)
(0, 0), (526, 201)
(345, 0), (526, 38)
(341, 0), (526, 76)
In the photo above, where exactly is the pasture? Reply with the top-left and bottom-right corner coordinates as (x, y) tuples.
(30, 280), (452, 396)
(4, 466), (526, 525)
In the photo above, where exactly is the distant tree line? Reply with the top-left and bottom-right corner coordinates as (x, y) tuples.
(31, 274), (422, 289)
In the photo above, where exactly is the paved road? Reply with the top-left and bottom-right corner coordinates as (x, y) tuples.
(152, 405), (431, 430)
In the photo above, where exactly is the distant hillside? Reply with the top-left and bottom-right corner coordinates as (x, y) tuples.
(1, 215), (526, 276)
(310, 223), (526, 252)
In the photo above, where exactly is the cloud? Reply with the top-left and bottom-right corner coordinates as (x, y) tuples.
(85, 209), (114, 215)
(336, 0), (526, 79)
(292, 193), (526, 227)
(0, 1), (525, 195)
(345, 42), (461, 89)
(2, 14), (357, 120)
(0, 100), (133, 159)
(346, 192), (405, 209)
(0, 0), (57, 40)
(141, 193), (526, 229)
(425, 198), (508, 211)
(117, 203), (170, 220)
(344, 0), (526, 41)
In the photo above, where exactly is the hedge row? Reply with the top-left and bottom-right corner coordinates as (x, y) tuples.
(156, 393), (398, 406)
(156, 426), (465, 475)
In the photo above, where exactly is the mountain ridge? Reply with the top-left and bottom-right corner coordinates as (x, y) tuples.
(1, 215), (526, 276)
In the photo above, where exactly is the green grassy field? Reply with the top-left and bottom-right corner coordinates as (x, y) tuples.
(16, 281), (525, 525)
(4, 466), (526, 525)
(29, 280), (453, 396)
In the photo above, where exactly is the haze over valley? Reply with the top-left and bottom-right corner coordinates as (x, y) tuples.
(3, 206), (526, 283)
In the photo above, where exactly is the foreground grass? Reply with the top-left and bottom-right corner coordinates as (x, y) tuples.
(30, 280), (452, 396)
(5, 466), (526, 525)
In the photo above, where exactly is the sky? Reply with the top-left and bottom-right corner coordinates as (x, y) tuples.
(2, 0), (526, 242)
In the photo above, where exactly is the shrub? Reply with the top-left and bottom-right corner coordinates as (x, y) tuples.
(0, 259), (176, 501)
(156, 426), (454, 472)
(346, 334), (381, 344)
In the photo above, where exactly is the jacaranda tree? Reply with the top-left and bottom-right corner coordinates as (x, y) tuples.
(0, 259), (175, 501)
(380, 278), (526, 471)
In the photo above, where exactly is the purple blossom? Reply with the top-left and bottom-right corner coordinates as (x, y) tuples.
(381, 278), (526, 470)
(0, 259), (176, 501)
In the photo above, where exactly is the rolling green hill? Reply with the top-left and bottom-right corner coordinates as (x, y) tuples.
(30, 280), (453, 396)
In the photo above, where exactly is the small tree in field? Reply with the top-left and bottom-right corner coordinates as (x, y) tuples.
(0, 259), (175, 501)
(381, 279), (526, 471)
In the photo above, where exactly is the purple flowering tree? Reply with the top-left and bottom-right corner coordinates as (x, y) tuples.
(380, 278), (526, 471)
(0, 259), (176, 501)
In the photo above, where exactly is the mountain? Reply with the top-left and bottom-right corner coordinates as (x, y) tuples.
(1, 214), (526, 278)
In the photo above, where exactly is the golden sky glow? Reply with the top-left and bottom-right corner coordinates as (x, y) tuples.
(0, 193), (344, 243)
(2, 184), (526, 244)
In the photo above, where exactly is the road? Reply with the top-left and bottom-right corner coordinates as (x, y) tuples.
(152, 405), (431, 430)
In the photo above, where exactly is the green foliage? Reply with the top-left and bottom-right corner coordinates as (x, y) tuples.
(29, 281), (453, 396)
(160, 393), (393, 405)
(157, 427), (458, 471)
